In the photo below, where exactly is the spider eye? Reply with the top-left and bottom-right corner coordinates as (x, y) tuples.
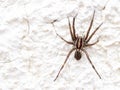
(74, 51), (81, 60)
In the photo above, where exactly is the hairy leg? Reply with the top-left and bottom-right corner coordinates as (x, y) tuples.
(86, 23), (103, 43)
(72, 14), (78, 40)
(54, 48), (75, 81)
(68, 17), (75, 41)
(52, 21), (73, 45)
(82, 49), (101, 79)
(55, 31), (73, 45)
(85, 10), (95, 40)
(85, 39), (99, 47)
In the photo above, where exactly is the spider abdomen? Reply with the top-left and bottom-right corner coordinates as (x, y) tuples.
(74, 51), (82, 60)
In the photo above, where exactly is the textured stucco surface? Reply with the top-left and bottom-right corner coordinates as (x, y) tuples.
(0, 0), (120, 90)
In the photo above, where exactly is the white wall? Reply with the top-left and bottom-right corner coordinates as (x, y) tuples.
(0, 0), (120, 90)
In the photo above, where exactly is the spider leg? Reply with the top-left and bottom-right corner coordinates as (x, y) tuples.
(54, 48), (75, 81)
(55, 31), (73, 45)
(85, 39), (99, 47)
(82, 49), (101, 79)
(72, 14), (78, 40)
(68, 17), (75, 41)
(86, 22), (103, 43)
(85, 10), (95, 40)
(52, 22), (73, 45)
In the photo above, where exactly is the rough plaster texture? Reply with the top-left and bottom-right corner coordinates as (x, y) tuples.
(0, 0), (120, 90)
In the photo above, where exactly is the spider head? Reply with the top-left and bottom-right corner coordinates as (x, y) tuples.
(74, 50), (82, 60)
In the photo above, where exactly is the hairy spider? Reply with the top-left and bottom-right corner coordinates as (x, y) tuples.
(53, 10), (103, 81)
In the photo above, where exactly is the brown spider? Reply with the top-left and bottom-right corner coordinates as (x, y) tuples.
(53, 10), (103, 81)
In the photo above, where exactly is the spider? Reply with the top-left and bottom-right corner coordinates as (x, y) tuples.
(53, 10), (103, 81)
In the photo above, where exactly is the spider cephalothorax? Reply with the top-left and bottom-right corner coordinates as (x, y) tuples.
(53, 10), (103, 81)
